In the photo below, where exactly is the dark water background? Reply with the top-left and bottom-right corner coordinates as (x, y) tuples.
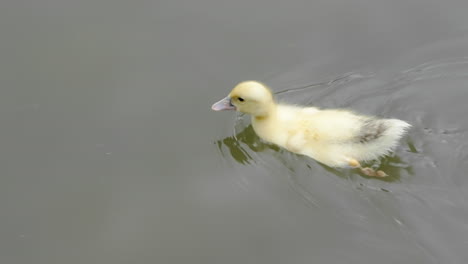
(1, 1), (468, 263)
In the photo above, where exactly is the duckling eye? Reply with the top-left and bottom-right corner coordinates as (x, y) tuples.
(238, 97), (245, 102)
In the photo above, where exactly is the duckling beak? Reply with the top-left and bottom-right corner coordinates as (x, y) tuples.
(211, 96), (236, 111)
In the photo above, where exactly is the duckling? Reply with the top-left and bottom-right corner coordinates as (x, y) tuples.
(212, 81), (411, 177)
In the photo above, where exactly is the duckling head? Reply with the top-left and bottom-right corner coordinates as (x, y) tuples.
(212, 81), (275, 117)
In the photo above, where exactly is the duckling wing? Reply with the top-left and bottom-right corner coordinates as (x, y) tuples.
(299, 109), (364, 143)
(355, 118), (388, 143)
(285, 107), (410, 165)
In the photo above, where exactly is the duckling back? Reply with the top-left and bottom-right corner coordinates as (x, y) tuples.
(289, 111), (411, 167)
(348, 118), (411, 162)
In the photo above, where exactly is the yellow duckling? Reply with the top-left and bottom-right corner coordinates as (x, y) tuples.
(212, 81), (411, 177)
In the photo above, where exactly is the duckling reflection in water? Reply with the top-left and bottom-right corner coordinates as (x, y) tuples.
(212, 81), (411, 177)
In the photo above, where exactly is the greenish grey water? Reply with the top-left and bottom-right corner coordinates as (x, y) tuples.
(1, 1), (468, 264)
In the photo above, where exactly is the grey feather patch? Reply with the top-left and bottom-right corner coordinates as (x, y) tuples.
(357, 119), (387, 143)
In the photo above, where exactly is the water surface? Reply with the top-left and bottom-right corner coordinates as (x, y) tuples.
(1, 0), (468, 263)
